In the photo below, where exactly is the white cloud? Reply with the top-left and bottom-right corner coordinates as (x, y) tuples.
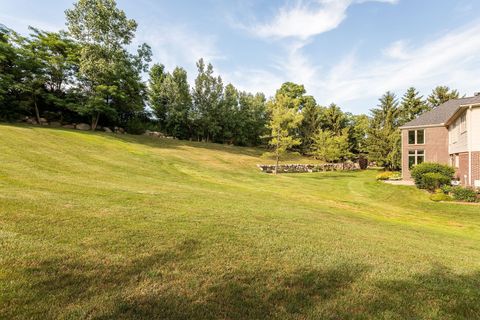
(382, 40), (410, 60)
(231, 21), (480, 111)
(249, 0), (398, 40)
(321, 22), (480, 108)
(135, 24), (224, 79)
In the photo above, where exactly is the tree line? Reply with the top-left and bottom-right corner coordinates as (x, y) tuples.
(0, 0), (462, 170)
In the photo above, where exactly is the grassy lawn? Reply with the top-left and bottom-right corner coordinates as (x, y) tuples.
(1, 124), (479, 320)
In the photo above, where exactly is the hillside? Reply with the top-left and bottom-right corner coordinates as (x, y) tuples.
(1, 124), (479, 320)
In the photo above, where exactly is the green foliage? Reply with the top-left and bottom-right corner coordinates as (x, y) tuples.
(452, 187), (478, 203)
(375, 171), (401, 181)
(367, 92), (401, 170)
(421, 172), (452, 192)
(125, 117), (147, 135)
(410, 162), (455, 190)
(311, 129), (351, 163)
(265, 90), (304, 173)
(65, 0), (150, 129)
(399, 87), (429, 126)
(427, 86), (460, 108)
(430, 189), (452, 202)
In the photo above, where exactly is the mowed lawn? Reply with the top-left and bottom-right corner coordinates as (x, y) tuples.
(1, 124), (480, 320)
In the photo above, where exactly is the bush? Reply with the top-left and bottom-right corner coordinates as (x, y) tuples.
(430, 191), (452, 202)
(125, 117), (147, 135)
(452, 187), (478, 202)
(410, 162), (455, 190)
(421, 172), (451, 191)
(376, 171), (401, 181)
(376, 171), (392, 180)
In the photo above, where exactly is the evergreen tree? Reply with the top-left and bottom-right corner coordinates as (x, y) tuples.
(427, 86), (460, 108)
(299, 100), (323, 153)
(321, 103), (347, 136)
(367, 91), (401, 170)
(399, 87), (429, 126)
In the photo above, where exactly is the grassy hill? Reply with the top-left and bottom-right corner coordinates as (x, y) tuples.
(1, 124), (479, 320)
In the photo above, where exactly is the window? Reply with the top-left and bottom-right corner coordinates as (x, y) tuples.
(408, 129), (425, 145)
(408, 150), (425, 169)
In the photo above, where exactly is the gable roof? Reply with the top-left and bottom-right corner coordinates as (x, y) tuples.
(400, 95), (480, 129)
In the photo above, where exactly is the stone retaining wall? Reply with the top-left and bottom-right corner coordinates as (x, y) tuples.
(257, 162), (360, 174)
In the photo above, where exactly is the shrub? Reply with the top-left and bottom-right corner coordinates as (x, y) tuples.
(410, 162), (455, 190)
(376, 171), (401, 181)
(440, 185), (454, 194)
(376, 171), (393, 180)
(125, 118), (147, 135)
(430, 192), (452, 202)
(452, 187), (478, 202)
(421, 172), (451, 192)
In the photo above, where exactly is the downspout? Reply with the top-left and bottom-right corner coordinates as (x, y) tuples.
(468, 106), (473, 186)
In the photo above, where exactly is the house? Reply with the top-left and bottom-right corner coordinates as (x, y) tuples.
(400, 94), (480, 188)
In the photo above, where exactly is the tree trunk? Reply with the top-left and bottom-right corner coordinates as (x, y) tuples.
(91, 112), (100, 131)
(274, 131), (280, 175)
(33, 94), (40, 124)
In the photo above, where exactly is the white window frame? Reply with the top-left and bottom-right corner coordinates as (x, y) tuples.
(407, 129), (426, 145)
(408, 149), (425, 169)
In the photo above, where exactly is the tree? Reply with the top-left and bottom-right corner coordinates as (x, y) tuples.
(265, 92), (303, 174)
(399, 87), (429, 126)
(148, 63), (169, 129)
(236, 91), (267, 146)
(311, 128), (351, 163)
(299, 100), (323, 153)
(192, 58), (223, 142)
(65, 0), (150, 130)
(348, 114), (370, 156)
(427, 86), (460, 108)
(321, 103), (347, 136)
(367, 91), (401, 170)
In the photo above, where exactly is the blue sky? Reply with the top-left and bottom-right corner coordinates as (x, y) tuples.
(1, 0), (480, 113)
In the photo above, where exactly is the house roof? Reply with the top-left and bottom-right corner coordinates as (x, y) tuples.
(400, 95), (480, 129)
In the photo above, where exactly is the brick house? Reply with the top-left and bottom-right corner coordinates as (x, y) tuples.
(399, 94), (480, 188)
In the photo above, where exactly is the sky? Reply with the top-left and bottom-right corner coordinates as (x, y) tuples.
(1, 0), (480, 114)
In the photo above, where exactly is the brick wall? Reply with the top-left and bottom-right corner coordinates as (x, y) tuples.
(472, 151), (480, 187)
(401, 126), (449, 180)
(456, 152), (469, 185)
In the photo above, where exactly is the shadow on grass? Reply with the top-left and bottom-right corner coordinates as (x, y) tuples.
(9, 238), (480, 320)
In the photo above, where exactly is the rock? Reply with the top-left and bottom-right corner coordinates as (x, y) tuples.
(103, 127), (112, 133)
(144, 130), (152, 136)
(49, 122), (61, 127)
(38, 117), (48, 124)
(114, 127), (125, 134)
(41, 122), (50, 126)
(75, 123), (91, 131)
(95, 125), (103, 130)
(26, 118), (38, 125)
(62, 124), (75, 129)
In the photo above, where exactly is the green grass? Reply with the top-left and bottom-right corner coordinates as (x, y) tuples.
(1, 124), (480, 320)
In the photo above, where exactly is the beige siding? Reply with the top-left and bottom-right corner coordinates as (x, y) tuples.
(448, 109), (468, 154)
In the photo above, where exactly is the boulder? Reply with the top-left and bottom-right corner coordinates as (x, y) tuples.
(75, 123), (91, 131)
(49, 122), (61, 127)
(114, 127), (125, 134)
(62, 124), (75, 129)
(38, 117), (48, 124)
(26, 118), (38, 125)
(103, 127), (112, 133)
